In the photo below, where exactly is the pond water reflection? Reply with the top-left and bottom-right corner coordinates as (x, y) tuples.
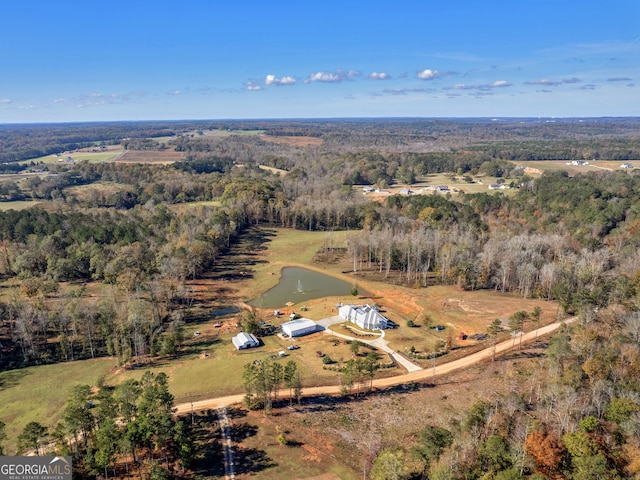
(248, 266), (360, 309)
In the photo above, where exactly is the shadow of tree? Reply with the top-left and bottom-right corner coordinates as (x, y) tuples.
(234, 447), (277, 475)
(0, 368), (30, 389)
(229, 422), (258, 441)
(190, 411), (225, 478)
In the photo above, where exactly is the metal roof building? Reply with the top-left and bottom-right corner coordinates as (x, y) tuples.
(232, 332), (259, 350)
(281, 318), (317, 337)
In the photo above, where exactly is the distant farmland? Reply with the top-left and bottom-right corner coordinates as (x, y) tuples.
(115, 149), (186, 163)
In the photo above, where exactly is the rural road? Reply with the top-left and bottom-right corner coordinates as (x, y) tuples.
(174, 318), (573, 415)
(216, 407), (236, 480)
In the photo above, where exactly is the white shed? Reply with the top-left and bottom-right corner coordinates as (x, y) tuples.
(232, 332), (259, 350)
(281, 318), (317, 337)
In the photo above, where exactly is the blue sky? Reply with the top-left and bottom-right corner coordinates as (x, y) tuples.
(1, 1), (639, 122)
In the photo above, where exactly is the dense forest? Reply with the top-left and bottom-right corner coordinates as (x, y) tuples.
(1, 119), (640, 478)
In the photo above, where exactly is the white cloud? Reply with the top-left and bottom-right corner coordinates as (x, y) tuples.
(309, 71), (341, 82)
(265, 74), (296, 86)
(417, 69), (440, 80)
(0, 98), (11, 104)
(245, 81), (262, 91)
(525, 78), (561, 86)
(369, 72), (390, 80)
(308, 69), (360, 83)
(166, 90), (183, 96)
(378, 88), (430, 96)
(525, 77), (583, 87)
(445, 81), (512, 91)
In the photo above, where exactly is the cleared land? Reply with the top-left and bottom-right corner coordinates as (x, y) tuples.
(0, 227), (559, 453)
(115, 149), (185, 163)
(22, 148), (123, 165)
(0, 200), (40, 211)
(260, 135), (323, 147)
(0, 358), (117, 448)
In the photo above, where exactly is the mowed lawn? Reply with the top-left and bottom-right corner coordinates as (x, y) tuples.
(105, 328), (385, 404)
(0, 357), (117, 453)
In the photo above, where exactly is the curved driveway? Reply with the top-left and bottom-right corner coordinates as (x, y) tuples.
(175, 318), (573, 415)
(316, 315), (423, 372)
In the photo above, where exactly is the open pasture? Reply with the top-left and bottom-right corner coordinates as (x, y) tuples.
(115, 149), (185, 163)
(0, 358), (117, 453)
(21, 149), (122, 165)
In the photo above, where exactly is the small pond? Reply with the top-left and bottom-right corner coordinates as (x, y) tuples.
(248, 266), (362, 309)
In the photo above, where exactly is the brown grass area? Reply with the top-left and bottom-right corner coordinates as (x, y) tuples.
(260, 135), (323, 147)
(116, 149), (185, 163)
(64, 181), (134, 201)
(272, 337), (551, 477)
(230, 408), (358, 480)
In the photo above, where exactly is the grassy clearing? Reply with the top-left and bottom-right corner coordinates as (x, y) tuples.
(64, 181), (134, 201)
(116, 149), (185, 163)
(229, 408), (358, 480)
(240, 228), (351, 301)
(22, 151), (122, 165)
(0, 200), (41, 211)
(169, 200), (223, 211)
(203, 129), (265, 137)
(105, 331), (356, 403)
(259, 165), (288, 175)
(0, 358), (117, 453)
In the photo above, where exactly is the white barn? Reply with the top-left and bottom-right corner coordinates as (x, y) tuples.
(338, 304), (388, 330)
(232, 332), (259, 350)
(281, 318), (317, 337)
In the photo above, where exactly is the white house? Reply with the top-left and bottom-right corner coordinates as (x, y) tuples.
(488, 184), (506, 190)
(281, 318), (317, 337)
(232, 332), (259, 350)
(621, 163), (633, 169)
(338, 304), (388, 330)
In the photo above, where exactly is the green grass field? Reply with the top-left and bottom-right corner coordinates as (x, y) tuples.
(21, 150), (123, 165)
(0, 358), (117, 453)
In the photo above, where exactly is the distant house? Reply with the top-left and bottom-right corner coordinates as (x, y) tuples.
(399, 188), (412, 195)
(338, 304), (388, 330)
(568, 160), (589, 166)
(621, 163), (633, 169)
(488, 184), (506, 190)
(281, 318), (317, 337)
(435, 185), (450, 193)
(232, 332), (259, 350)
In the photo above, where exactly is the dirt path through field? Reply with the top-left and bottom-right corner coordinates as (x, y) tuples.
(175, 317), (573, 414)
